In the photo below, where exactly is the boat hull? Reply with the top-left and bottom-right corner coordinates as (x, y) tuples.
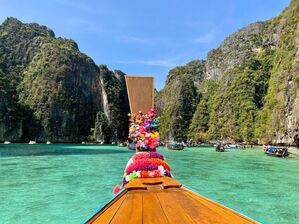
(166, 143), (184, 150)
(127, 143), (136, 150)
(168, 146), (184, 150)
(264, 151), (289, 157)
(264, 147), (289, 157)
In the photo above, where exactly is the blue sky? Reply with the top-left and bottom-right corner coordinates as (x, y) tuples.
(0, 0), (290, 89)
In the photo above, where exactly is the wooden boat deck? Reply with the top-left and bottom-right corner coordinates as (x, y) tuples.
(85, 177), (259, 224)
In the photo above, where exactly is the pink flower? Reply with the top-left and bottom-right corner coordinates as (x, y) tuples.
(113, 184), (121, 194)
(133, 152), (150, 161)
(153, 169), (161, 177)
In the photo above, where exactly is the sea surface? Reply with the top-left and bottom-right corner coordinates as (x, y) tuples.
(1, 144), (299, 224)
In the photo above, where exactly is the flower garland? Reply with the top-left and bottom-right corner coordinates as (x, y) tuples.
(128, 108), (159, 151)
(122, 152), (172, 186)
(113, 108), (173, 194)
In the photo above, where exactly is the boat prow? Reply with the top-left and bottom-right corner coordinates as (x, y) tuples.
(84, 176), (259, 224)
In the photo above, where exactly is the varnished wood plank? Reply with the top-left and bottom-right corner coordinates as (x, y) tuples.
(183, 188), (255, 223)
(168, 188), (230, 224)
(125, 177), (182, 190)
(157, 190), (196, 224)
(110, 191), (143, 224)
(125, 178), (148, 190)
(162, 178), (182, 189)
(146, 185), (163, 191)
(125, 177), (164, 190)
(90, 193), (127, 224)
(86, 178), (258, 224)
(182, 187), (259, 224)
(143, 192), (169, 224)
(125, 178), (151, 190)
(141, 177), (164, 184)
(85, 190), (127, 224)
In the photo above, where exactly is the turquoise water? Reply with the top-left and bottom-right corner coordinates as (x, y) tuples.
(1, 144), (299, 224)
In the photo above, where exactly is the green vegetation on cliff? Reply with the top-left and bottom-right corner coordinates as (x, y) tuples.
(156, 61), (204, 141)
(0, 17), (127, 142)
(156, 0), (299, 145)
(1, 1), (299, 145)
(206, 52), (273, 143)
(17, 37), (100, 141)
(256, 2), (299, 143)
(188, 80), (218, 142)
(0, 17), (56, 141)
(97, 66), (129, 142)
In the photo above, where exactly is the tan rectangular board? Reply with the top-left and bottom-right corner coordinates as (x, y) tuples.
(125, 76), (154, 114)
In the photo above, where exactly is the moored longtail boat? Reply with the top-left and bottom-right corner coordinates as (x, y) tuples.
(84, 76), (260, 224)
(265, 147), (289, 157)
(127, 142), (136, 150)
(166, 142), (184, 150)
(215, 144), (225, 152)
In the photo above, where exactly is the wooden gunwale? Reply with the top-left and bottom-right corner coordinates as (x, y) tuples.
(84, 177), (260, 224)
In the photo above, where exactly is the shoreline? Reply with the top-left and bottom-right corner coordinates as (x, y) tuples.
(1, 142), (298, 149)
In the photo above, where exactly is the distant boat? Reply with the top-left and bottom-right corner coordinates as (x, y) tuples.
(166, 142), (184, 150)
(4, 141), (11, 144)
(127, 142), (136, 150)
(46, 141), (51, 144)
(111, 142), (116, 145)
(118, 142), (125, 147)
(82, 141), (86, 144)
(224, 144), (238, 149)
(265, 147), (289, 157)
(224, 144), (246, 150)
(224, 144), (240, 149)
(215, 144), (225, 152)
(29, 140), (36, 144)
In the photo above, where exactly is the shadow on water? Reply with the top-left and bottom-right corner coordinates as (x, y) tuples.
(0, 147), (132, 157)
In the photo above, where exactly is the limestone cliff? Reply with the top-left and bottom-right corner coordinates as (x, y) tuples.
(155, 60), (203, 141)
(0, 17), (127, 142)
(94, 66), (129, 143)
(157, 0), (299, 146)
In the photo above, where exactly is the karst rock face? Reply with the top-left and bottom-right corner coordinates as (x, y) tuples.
(95, 66), (129, 143)
(156, 1), (299, 146)
(1, 1), (299, 145)
(0, 17), (128, 142)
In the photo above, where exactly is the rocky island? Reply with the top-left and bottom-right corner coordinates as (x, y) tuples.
(0, 0), (298, 146)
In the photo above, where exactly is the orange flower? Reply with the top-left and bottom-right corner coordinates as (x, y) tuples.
(149, 158), (171, 171)
(140, 171), (150, 178)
